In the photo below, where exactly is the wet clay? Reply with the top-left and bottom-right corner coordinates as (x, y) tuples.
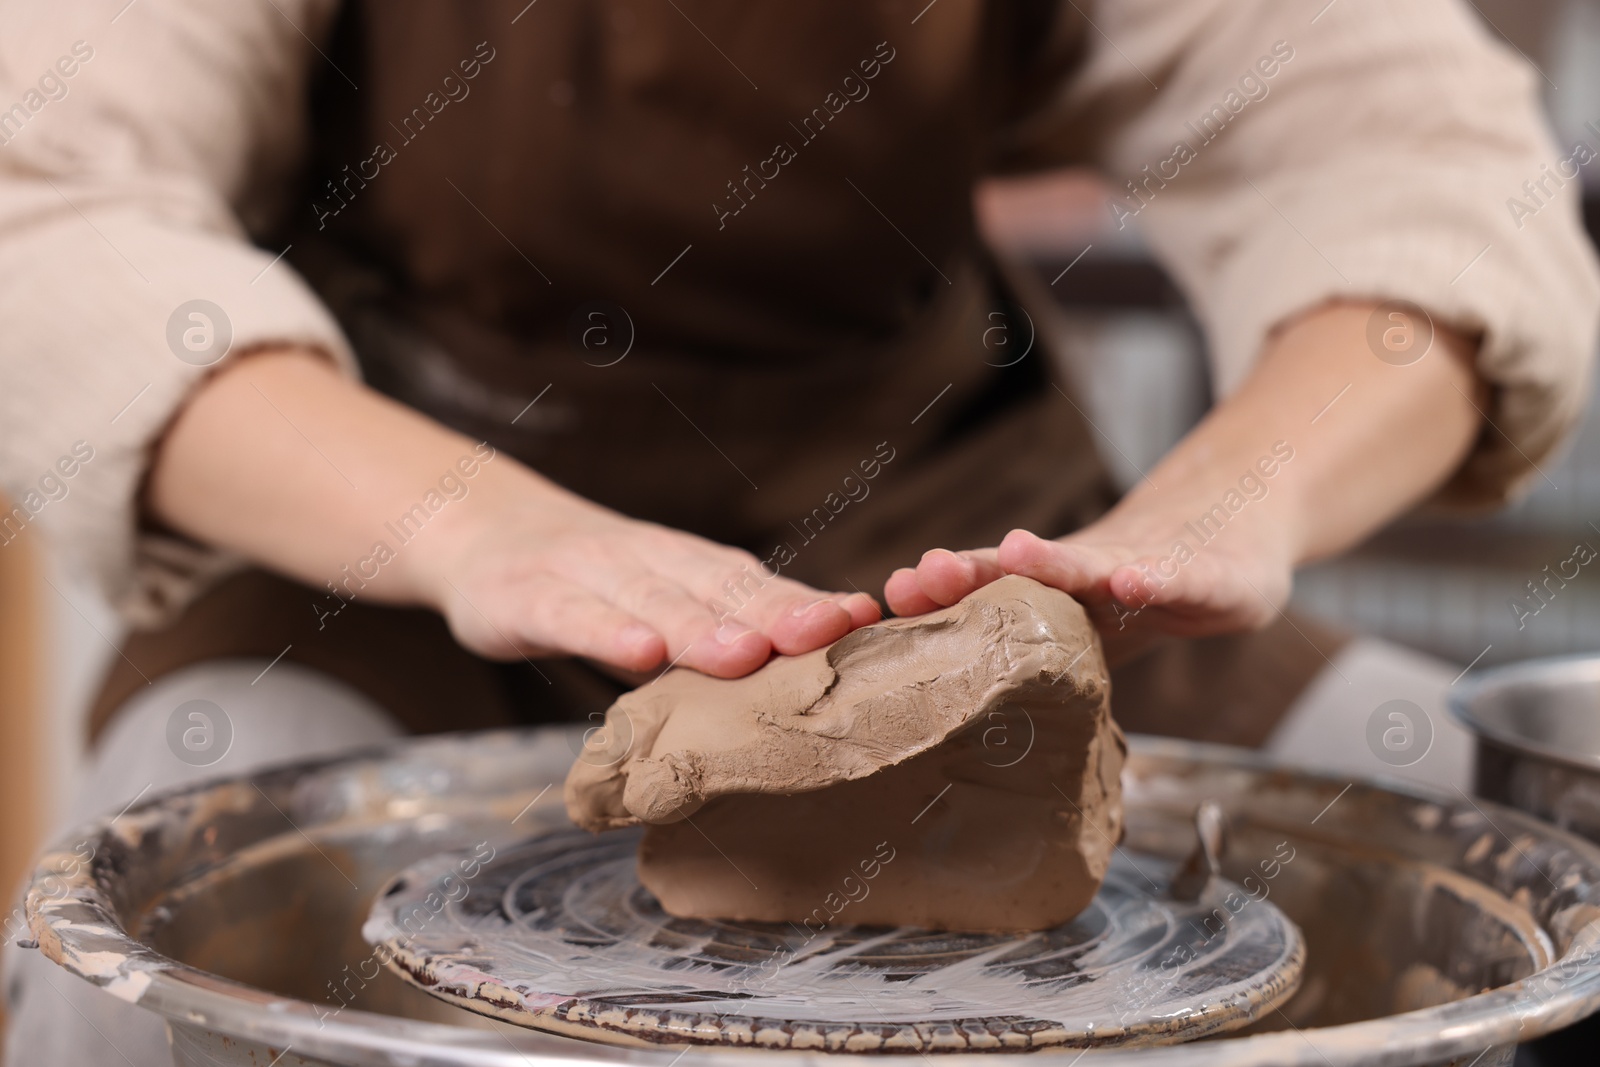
(564, 575), (1125, 932)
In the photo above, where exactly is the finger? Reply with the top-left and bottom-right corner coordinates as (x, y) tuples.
(637, 531), (880, 655)
(771, 598), (861, 654)
(615, 574), (773, 678)
(763, 587), (885, 653)
(449, 576), (667, 671)
(885, 566), (942, 616)
(996, 529), (1104, 593)
(913, 548), (1004, 607)
(702, 573), (872, 655)
(839, 591), (883, 628)
(528, 586), (666, 671)
(1108, 561), (1176, 610)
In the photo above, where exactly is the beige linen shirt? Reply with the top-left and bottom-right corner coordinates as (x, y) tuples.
(0, 0), (1595, 627)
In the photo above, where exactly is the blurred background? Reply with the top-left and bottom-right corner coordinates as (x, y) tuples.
(0, 0), (1598, 1026)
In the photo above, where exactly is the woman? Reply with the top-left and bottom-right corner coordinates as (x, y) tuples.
(1, 1), (1595, 1061)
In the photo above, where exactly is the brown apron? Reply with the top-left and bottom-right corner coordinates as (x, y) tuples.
(95, 0), (1343, 747)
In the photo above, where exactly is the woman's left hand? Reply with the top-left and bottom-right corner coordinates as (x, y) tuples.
(886, 300), (1486, 662)
(884, 509), (1293, 665)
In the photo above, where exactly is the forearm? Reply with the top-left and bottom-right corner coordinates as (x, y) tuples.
(888, 300), (1486, 651)
(1110, 301), (1483, 565)
(147, 347), (877, 676)
(145, 348), (555, 609)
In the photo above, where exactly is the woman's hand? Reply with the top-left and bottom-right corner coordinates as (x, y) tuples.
(149, 347), (878, 680)
(415, 478), (880, 678)
(884, 442), (1299, 663)
(887, 301), (1485, 659)
(886, 512), (1292, 664)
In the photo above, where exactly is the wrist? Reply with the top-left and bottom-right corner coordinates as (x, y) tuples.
(1093, 461), (1302, 572)
(389, 451), (597, 612)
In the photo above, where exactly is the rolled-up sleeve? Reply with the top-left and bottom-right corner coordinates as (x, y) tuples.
(0, 0), (356, 625)
(1026, 0), (1600, 508)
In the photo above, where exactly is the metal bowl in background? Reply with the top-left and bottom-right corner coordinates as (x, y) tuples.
(1449, 653), (1600, 844)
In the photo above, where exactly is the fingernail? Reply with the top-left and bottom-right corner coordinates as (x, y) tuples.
(619, 623), (657, 647)
(715, 621), (754, 645)
(791, 598), (832, 618)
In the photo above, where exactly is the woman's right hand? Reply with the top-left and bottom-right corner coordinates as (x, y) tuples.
(414, 471), (881, 678)
(149, 347), (878, 680)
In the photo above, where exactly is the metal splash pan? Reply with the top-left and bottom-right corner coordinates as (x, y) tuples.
(21, 728), (1600, 1067)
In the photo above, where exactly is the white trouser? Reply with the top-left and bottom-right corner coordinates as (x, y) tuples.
(3, 659), (399, 1067)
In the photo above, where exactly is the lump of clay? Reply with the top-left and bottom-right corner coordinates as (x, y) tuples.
(564, 574), (1124, 933)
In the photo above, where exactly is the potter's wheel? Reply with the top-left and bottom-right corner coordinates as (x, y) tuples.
(31, 729), (1600, 1066)
(363, 826), (1305, 1052)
